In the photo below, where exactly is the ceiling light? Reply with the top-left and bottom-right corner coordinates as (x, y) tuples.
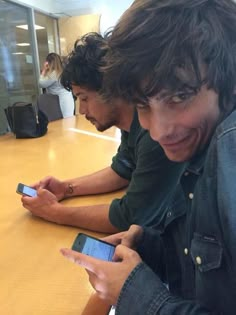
(16, 43), (30, 46)
(16, 24), (45, 30)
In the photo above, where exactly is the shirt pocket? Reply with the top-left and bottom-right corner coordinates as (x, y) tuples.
(190, 233), (223, 272)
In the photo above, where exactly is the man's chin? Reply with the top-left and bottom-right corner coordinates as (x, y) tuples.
(96, 125), (107, 132)
(164, 150), (194, 162)
(87, 118), (99, 128)
(96, 122), (114, 132)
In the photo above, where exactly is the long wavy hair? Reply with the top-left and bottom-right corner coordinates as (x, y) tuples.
(46, 53), (63, 78)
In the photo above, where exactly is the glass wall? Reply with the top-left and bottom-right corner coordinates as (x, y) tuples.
(0, 0), (38, 134)
(0, 1), (39, 100)
(0, 0), (59, 135)
(34, 11), (59, 72)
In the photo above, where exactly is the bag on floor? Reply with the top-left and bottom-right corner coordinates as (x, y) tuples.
(4, 102), (48, 138)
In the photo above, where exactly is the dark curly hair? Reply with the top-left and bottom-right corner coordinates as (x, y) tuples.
(60, 32), (107, 92)
(103, 0), (236, 112)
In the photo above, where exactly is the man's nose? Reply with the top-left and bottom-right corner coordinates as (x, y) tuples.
(79, 102), (87, 115)
(148, 113), (169, 142)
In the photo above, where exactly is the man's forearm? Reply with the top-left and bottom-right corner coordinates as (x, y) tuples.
(55, 203), (119, 233)
(63, 167), (129, 198)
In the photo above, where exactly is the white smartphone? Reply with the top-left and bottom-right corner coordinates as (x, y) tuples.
(72, 233), (116, 261)
(16, 183), (37, 197)
(107, 306), (116, 315)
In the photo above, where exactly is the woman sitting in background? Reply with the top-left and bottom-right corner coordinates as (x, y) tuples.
(39, 53), (74, 118)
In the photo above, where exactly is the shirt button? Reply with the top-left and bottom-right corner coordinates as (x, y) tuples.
(196, 256), (202, 265)
(167, 211), (172, 218)
(184, 248), (188, 255)
(189, 193), (194, 199)
(184, 172), (189, 176)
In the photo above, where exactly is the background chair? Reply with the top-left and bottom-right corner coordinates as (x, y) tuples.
(37, 93), (63, 121)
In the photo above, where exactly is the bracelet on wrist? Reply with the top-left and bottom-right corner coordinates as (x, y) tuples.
(65, 183), (74, 197)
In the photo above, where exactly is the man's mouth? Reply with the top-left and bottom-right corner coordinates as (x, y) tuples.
(160, 134), (192, 150)
(86, 116), (96, 124)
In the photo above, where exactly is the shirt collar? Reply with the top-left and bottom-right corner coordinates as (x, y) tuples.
(186, 149), (207, 176)
(124, 110), (142, 147)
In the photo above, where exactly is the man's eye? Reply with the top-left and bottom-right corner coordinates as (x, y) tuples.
(136, 103), (149, 110)
(81, 97), (88, 102)
(169, 93), (192, 103)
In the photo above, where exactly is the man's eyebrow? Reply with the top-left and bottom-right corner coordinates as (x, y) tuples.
(74, 92), (81, 97)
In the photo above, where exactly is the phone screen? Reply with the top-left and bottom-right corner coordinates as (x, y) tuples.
(22, 185), (37, 197)
(72, 233), (115, 261)
(17, 183), (37, 197)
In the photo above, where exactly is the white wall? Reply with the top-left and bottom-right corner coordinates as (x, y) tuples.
(10, 0), (55, 15)
(11, 0), (134, 36)
(99, 0), (134, 34)
(10, 0), (134, 31)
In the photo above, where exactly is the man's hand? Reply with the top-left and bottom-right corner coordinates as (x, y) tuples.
(31, 176), (66, 201)
(21, 188), (63, 224)
(60, 244), (142, 305)
(102, 224), (144, 249)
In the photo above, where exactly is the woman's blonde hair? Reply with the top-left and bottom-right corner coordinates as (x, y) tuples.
(46, 53), (63, 77)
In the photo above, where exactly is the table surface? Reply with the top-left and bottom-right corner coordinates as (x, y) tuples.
(0, 115), (121, 315)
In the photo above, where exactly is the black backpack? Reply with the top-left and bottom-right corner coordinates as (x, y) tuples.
(4, 102), (48, 138)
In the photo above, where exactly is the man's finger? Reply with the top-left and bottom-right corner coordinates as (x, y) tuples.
(60, 248), (108, 273)
(37, 188), (54, 198)
(121, 225), (143, 248)
(21, 195), (37, 204)
(113, 244), (139, 262)
(102, 231), (125, 245)
(38, 176), (51, 189)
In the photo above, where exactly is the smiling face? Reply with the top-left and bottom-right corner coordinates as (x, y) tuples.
(72, 85), (120, 132)
(136, 85), (220, 162)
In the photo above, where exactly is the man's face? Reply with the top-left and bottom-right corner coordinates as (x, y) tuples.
(136, 85), (220, 162)
(72, 85), (119, 132)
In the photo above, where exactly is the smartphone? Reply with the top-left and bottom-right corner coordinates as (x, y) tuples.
(72, 233), (115, 261)
(107, 306), (116, 315)
(16, 183), (37, 197)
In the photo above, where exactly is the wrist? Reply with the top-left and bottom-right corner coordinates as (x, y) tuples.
(64, 183), (74, 198)
(52, 203), (66, 225)
(42, 68), (48, 75)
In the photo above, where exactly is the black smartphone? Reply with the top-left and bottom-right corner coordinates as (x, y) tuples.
(16, 183), (37, 197)
(72, 233), (116, 261)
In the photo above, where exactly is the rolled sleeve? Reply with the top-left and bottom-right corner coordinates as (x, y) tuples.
(111, 133), (135, 180)
(109, 136), (185, 230)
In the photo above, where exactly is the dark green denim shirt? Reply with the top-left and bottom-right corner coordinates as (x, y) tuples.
(109, 111), (185, 230)
(116, 110), (236, 314)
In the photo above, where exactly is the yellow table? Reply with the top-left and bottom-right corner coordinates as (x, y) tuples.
(0, 116), (121, 315)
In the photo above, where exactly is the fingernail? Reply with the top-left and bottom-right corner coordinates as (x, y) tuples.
(60, 248), (69, 256)
(60, 248), (76, 263)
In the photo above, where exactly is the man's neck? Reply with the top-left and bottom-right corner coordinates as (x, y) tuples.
(115, 105), (135, 132)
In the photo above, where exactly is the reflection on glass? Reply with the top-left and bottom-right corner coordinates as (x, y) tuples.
(0, 0), (38, 134)
(0, 0), (38, 104)
(0, 1), (59, 135)
(34, 11), (58, 72)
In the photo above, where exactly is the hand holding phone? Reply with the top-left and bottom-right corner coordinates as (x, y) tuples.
(72, 233), (115, 261)
(61, 242), (142, 307)
(16, 183), (37, 197)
